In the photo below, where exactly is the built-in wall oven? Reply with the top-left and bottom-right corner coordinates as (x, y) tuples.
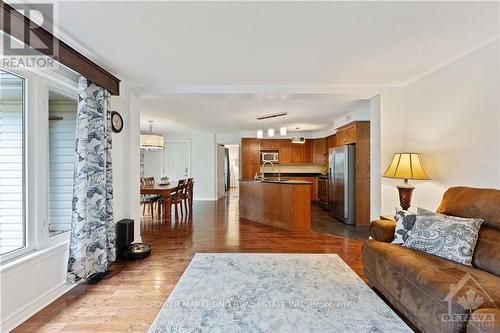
(261, 152), (279, 163)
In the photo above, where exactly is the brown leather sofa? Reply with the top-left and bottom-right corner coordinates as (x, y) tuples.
(362, 187), (500, 333)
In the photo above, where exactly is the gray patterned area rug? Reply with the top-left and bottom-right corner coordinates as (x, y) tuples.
(149, 253), (411, 333)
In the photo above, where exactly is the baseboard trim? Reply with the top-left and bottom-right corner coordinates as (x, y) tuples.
(1, 281), (75, 332)
(193, 197), (217, 201)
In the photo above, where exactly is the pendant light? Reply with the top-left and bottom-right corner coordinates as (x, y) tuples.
(268, 128), (275, 137)
(140, 121), (164, 151)
(280, 127), (287, 136)
(257, 130), (263, 138)
(291, 127), (305, 144)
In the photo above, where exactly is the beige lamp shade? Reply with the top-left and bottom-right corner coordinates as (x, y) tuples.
(140, 134), (164, 151)
(383, 153), (429, 180)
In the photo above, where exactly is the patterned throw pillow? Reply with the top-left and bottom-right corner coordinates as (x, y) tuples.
(392, 209), (416, 244)
(403, 208), (483, 266)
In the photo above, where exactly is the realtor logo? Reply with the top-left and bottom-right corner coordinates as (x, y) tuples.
(1, 2), (58, 69)
(442, 273), (497, 329)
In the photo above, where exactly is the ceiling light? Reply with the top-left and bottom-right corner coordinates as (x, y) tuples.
(268, 128), (275, 137)
(291, 127), (305, 144)
(257, 130), (263, 138)
(140, 121), (164, 151)
(256, 112), (287, 120)
(280, 127), (287, 136)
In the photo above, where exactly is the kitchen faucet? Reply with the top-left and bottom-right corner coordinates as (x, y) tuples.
(260, 161), (273, 180)
(260, 161), (281, 181)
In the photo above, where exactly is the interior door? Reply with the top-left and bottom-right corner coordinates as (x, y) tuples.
(163, 141), (190, 181)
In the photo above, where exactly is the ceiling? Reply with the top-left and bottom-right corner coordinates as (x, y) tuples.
(48, 1), (499, 132)
(55, 1), (498, 88)
(140, 94), (370, 133)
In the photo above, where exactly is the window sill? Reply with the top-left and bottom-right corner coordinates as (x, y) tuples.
(0, 241), (68, 275)
(47, 230), (70, 247)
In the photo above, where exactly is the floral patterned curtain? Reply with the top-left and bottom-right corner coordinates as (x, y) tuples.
(67, 77), (115, 283)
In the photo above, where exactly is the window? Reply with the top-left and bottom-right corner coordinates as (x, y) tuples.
(0, 66), (78, 263)
(48, 91), (77, 237)
(0, 70), (26, 256)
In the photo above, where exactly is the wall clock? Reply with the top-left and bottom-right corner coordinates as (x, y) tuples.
(111, 111), (123, 133)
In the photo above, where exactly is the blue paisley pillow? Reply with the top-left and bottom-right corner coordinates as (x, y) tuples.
(392, 207), (433, 244)
(403, 208), (483, 266)
(392, 209), (416, 244)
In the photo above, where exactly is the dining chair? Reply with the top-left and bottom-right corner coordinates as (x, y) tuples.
(183, 178), (194, 213)
(170, 179), (186, 220)
(140, 177), (160, 219)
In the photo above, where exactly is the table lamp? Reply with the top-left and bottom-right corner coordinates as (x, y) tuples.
(383, 152), (429, 210)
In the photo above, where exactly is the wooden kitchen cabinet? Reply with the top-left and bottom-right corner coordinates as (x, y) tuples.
(241, 138), (261, 179)
(290, 143), (303, 163)
(241, 162), (260, 180)
(327, 134), (337, 149)
(303, 140), (313, 163)
(240, 120), (370, 224)
(336, 123), (357, 145)
(281, 176), (318, 201)
(290, 140), (312, 163)
(312, 138), (327, 165)
(279, 140), (291, 163)
(309, 177), (318, 201)
(260, 139), (280, 150)
(317, 177), (328, 208)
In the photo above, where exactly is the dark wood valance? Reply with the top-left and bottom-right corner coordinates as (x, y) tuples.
(0, 2), (120, 95)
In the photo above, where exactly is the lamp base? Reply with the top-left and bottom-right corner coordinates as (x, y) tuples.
(397, 180), (415, 210)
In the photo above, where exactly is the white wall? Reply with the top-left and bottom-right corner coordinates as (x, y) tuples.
(142, 150), (164, 180)
(369, 95), (381, 220)
(403, 41), (500, 210)
(112, 89), (142, 242)
(380, 40), (500, 213)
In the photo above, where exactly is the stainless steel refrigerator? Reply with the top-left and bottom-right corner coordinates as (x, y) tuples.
(328, 145), (356, 224)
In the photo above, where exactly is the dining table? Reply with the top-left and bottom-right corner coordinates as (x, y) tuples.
(140, 181), (179, 222)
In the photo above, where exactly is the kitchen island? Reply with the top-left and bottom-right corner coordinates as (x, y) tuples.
(239, 179), (311, 232)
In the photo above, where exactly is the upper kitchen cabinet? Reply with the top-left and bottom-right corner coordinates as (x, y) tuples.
(279, 140), (291, 163)
(312, 138), (327, 165)
(259, 139), (280, 150)
(289, 140), (312, 164)
(303, 140), (313, 163)
(241, 138), (261, 179)
(327, 134), (337, 149)
(335, 123), (357, 145)
(290, 142), (303, 163)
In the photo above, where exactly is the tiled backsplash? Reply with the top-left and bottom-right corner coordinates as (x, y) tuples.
(261, 164), (324, 174)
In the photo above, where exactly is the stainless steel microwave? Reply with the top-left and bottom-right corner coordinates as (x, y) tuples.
(261, 152), (279, 162)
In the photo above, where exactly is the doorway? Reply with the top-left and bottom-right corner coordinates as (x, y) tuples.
(225, 145), (239, 188)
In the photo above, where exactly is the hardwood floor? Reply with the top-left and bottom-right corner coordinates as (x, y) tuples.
(14, 189), (366, 332)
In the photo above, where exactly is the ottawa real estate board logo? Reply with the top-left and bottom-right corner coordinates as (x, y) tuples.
(442, 273), (497, 330)
(1, 2), (58, 70)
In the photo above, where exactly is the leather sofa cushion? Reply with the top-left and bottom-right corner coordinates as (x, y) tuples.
(369, 219), (396, 242)
(467, 308), (500, 333)
(437, 187), (500, 230)
(473, 227), (500, 277)
(363, 240), (500, 333)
